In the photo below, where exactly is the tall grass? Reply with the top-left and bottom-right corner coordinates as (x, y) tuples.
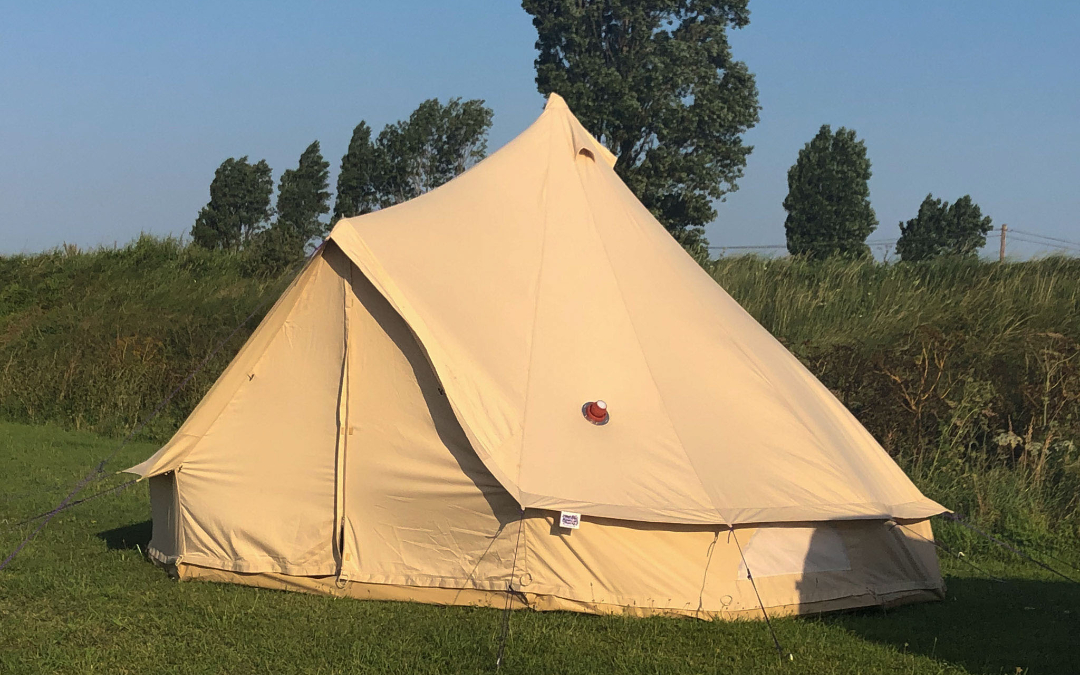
(0, 236), (292, 439)
(1, 238), (1077, 551)
(711, 254), (1080, 346)
(710, 255), (1080, 551)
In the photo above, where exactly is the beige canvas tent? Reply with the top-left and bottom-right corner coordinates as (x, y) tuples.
(127, 94), (946, 619)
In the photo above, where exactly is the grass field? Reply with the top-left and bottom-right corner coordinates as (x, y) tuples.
(3, 240), (1079, 672)
(2, 421), (1078, 675)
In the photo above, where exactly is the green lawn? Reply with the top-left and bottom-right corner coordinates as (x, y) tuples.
(1, 420), (1077, 674)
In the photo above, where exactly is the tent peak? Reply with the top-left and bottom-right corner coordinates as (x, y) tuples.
(544, 92), (568, 110)
(542, 93), (619, 168)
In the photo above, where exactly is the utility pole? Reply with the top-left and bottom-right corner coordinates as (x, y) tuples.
(999, 223), (1007, 262)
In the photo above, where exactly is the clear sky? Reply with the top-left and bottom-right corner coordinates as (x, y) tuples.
(2, 1), (1077, 257)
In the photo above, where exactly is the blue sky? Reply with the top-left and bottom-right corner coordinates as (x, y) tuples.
(1, 1), (1077, 257)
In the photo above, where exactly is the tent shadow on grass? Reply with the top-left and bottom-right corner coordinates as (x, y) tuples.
(817, 575), (1080, 674)
(97, 519), (152, 551)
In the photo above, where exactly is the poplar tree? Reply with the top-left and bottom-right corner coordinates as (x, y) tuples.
(332, 123), (378, 224)
(275, 140), (331, 244)
(373, 98), (492, 206)
(332, 98), (493, 223)
(191, 157), (273, 250)
(784, 125), (877, 258)
(522, 0), (760, 251)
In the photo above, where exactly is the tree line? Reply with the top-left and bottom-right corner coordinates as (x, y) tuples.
(190, 1), (991, 268)
(190, 98), (493, 271)
(783, 125), (993, 261)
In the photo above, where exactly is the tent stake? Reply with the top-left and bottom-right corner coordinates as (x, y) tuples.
(496, 508), (526, 670)
(731, 528), (787, 661)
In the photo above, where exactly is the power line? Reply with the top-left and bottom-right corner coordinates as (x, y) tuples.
(707, 241), (898, 252)
(1007, 234), (1080, 252)
(1009, 236), (1080, 250)
(707, 244), (786, 250)
(1008, 228), (1080, 249)
(705, 227), (1078, 255)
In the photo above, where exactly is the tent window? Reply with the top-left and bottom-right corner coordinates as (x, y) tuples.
(736, 526), (851, 579)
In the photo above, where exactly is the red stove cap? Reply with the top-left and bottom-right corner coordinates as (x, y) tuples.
(585, 399), (608, 423)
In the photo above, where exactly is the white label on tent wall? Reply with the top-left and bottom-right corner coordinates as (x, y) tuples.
(559, 512), (581, 529)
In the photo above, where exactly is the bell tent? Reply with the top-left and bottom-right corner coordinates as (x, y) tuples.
(127, 94), (946, 619)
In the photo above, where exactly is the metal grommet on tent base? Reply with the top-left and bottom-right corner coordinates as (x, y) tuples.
(582, 400), (609, 425)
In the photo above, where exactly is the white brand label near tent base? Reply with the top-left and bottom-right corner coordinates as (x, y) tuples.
(559, 511), (581, 529)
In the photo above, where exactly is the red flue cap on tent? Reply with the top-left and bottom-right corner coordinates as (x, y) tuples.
(584, 400), (608, 424)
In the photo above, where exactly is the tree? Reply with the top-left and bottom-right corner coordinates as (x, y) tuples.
(243, 221), (308, 276)
(275, 140), (331, 246)
(191, 157), (273, 250)
(374, 98), (493, 206)
(332, 98), (493, 222)
(332, 122), (379, 224)
(783, 125), (877, 258)
(522, 0), (760, 251)
(896, 194), (992, 262)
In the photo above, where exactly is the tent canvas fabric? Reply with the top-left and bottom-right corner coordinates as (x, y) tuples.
(127, 94), (946, 618)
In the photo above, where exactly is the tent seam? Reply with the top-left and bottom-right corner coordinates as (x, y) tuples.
(334, 260), (352, 578)
(611, 197), (888, 500)
(515, 123), (557, 494)
(601, 189), (835, 474)
(569, 154), (728, 527)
